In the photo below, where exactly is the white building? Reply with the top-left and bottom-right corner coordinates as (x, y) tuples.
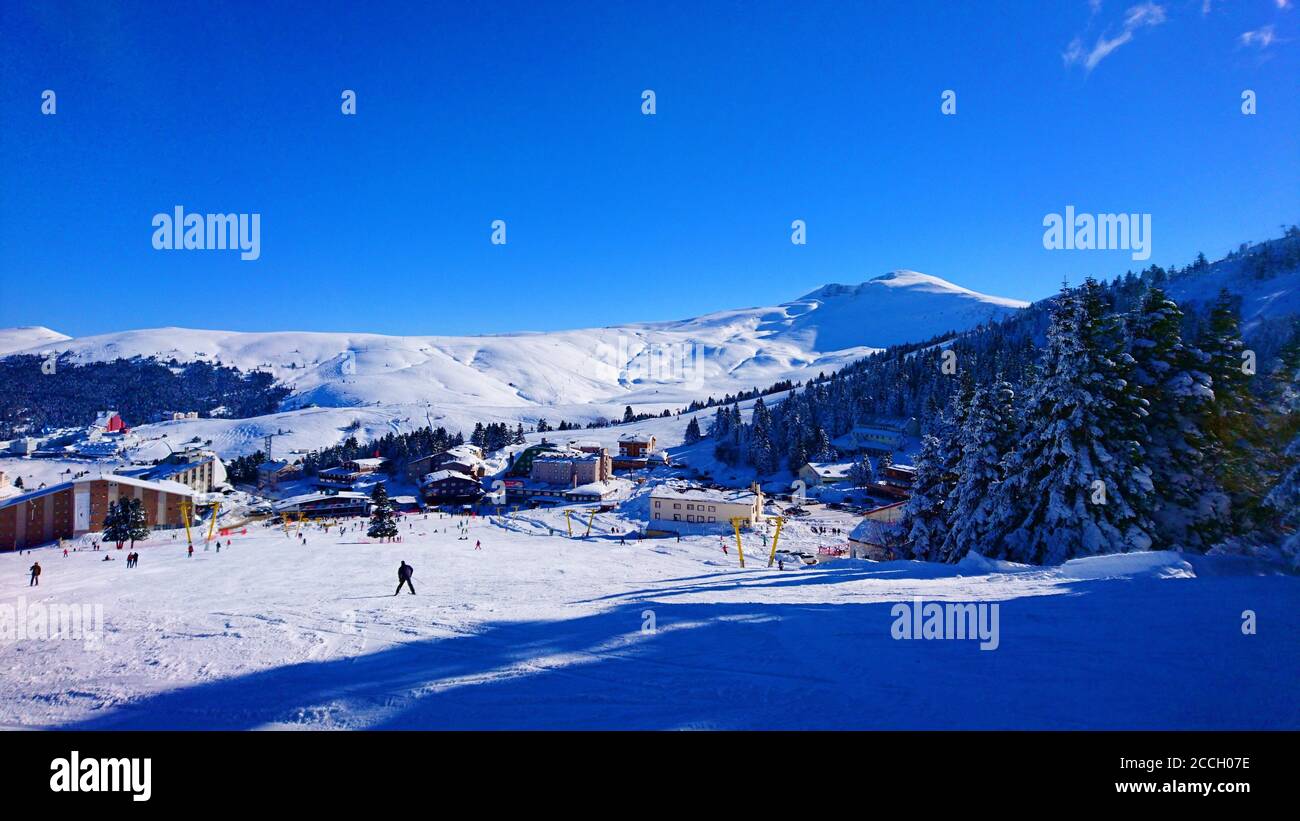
(649, 482), (764, 528)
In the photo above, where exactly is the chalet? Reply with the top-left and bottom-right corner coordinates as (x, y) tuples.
(273, 491), (371, 520)
(797, 461), (854, 487)
(0, 474), (195, 551)
(618, 432), (656, 458)
(649, 482), (764, 528)
(847, 518), (907, 561)
(878, 463), (917, 499)
(420, 470), (484, 504)
(142, 451), (227, 493)
(317, 457), (389, 489)
(92, 410), (129, 435)
(256, 460), (302, 490)
(407, 444), (485, 483)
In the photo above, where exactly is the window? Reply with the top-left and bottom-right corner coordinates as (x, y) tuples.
(687, 515), (695, 522)
(654, 501), (660, 508)
(673, 503), (680, 509)
(708, 517), (716, 523)
(673, 514), (680, 521)
(708, 505), (715, 512)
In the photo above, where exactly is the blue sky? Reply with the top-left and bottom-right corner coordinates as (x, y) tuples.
(1, 0), (1296, 338)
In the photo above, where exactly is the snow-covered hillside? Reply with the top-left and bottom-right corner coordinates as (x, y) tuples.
(1, 515), (1295, 729)
(0, 272), (1025, 457)
(0, 272), (1024, 412)
(0, 326), (69, 356)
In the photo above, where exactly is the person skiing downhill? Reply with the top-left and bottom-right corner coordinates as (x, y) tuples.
(475, 540), (481, 551)
(394, 561), (415, 595)
(29, 562), (40, 586)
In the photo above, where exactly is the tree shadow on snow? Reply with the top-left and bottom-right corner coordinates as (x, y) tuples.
(55, 575), (1300, 730)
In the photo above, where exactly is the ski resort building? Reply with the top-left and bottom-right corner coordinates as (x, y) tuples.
(876, 463), (917, 499)
(832, 423), (908, 456)
(0, 474), (196, 551)
(256, 460), (302, 490)
(419, 470), (484, 504)
(847, 518), (907, 560)
(649, 483), (764, 528)
(141, 450), (228, 493)
(317, 457), (388, 489)
(407, 444), (485, 483)
(91, 410), (129, 435)
(530, 446), (612, 487)
(272, 491), (371, 520)
(617, 433), (656, 458)
(797, 461), (854, 487)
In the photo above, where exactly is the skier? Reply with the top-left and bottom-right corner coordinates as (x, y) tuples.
(188, 545), (194, 558)
(394, 561), (415, 595)
(475, 539), (481, 550)
(29, 562), (41, 587)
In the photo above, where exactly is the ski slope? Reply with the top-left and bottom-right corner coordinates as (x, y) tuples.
(1, 513), (1295, 730)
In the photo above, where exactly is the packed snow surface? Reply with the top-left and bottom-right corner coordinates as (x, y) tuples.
(1, 512), (1295, 730)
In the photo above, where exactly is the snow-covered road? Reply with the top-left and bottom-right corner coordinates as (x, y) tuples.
(1, 511), (1296, 730)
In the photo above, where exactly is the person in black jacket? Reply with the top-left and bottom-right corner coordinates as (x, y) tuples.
(29, 562), (41, 586)
(394, 561), (415, 596)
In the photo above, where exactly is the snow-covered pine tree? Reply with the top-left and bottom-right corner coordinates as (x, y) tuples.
(1264, 326), (1300, 568)
(899, 434), (946, 560)
(1198, 289), (1273, 538)
(747, 397), (777, 473)
(989, 283), (1154, 564)
(1127, 286), (1224, 550)
(127, 497), (150, 549)
(809, 425), (836, 462)
(367, 484), (399, 541)
(848, 451), (875, 489)
(938, 379), (1016, 563)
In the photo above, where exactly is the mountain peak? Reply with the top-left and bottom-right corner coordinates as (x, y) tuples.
(802, 271), (1029, 308)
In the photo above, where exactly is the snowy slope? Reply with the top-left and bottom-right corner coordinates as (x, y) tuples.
(1, 519), (1295, 730)
(0, 326), (69, 355)
(0, 272), (1026, 457)
(0, 273), (1025, 413)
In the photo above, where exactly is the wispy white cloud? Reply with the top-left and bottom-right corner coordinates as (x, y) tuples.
(1240, 24), (1277, 47)
(1063, 2), (1168, 71)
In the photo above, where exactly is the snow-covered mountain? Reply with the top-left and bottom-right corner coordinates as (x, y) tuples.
(0, 271), (1026, 413)
(0, 326), (69, 356)
(0, 271), (1026, 459)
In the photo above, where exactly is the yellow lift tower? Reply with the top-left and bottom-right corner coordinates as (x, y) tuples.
(730, 517), (747, 568)
(766, 516), (787, 567)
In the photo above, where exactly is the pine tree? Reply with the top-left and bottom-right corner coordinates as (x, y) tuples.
(989, 284), (1154, 564)
(1127, 287), (1223, 550)
(848, 451), (875, 488)
(126, 497), (150, 549)
(623, 405), (635, 423)
(367, 484), (399, 541)
(748, 397), (777, 473)
(684, 416), (702, 445)
(939, 379), (1016, 562)
(1198, 290), (1272, 538)
(102, 500), (131, 549)
(809, 425), (836, 462)
(899, 434), (946, 560)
